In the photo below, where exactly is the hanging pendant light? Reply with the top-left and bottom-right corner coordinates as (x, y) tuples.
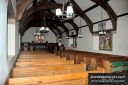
(56, 0), (74, 21)
(34, 19), (40, 36)
(40, 2), (49, 33)
(56, 8), (62, 16)
(66, 23), (70, 39)
(78, 17), (83, 38)
(98, 7), (106, 35)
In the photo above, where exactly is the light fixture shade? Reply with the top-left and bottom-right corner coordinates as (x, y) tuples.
(99, 31), (106, 34)
(66, 6), (74, 18)
(34, 33), (40, 35)
(40, 27), (45, 31)
(45, 27), (49, 31)
(56, 8), (62, 16)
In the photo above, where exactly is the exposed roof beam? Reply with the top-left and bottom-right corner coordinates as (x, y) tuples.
(70, 0), (93, 34)
(74, 4), (99, 18)
(47, 10), (69, 36)
(21, 20), (61, 37)
(20, 12), (55, 29)
(67, 21), (79, 35)
(33, 0), (37, 6)
(16, 0), (26, 6)
(20, 1), (64, 27)
(91, 0), (117, 32)
(16, 0), (33, 21)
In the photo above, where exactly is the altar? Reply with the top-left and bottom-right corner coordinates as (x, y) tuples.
(21, 42), (58, 51)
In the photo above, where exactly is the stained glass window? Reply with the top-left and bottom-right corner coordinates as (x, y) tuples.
(34, 34), (44, 43)
(99, 33), (113, 51)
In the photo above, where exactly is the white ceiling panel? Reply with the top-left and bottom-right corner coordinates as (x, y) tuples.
(86, 6), (109, 23)
(108, 0), (128, 15)
(74, 0), (95, 11)
(74, 16), (87, 27)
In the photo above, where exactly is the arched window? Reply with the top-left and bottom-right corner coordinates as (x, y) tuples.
(34, 34), (44, 43)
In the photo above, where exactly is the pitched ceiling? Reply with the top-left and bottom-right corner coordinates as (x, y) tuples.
(16, 0), (120, 38)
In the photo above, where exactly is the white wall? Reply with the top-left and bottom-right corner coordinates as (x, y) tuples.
(22, 27), (57, 43)
(44, 30), (57, 43)
(60, 0), (128, 56)
(61, 15), (128, 56)
(15, 22), (20, 55)
(0, 1), (19, 84)
(22, 27), (36, 42)
(61, 33), (69, 47)
(0, 0), (8, 84)
(8, 24), (15, 55)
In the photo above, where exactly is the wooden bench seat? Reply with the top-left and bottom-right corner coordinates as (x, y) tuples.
(17, 58), (66, 62)
(18, 56), (60, 59)
(8, 68), (105, 85)
(103, 59), (128, 73)
(11, 64), (86, 78)
(90, 56), (128, 70)
(15, 60), (74, 67)
(13, 64), (86, 74)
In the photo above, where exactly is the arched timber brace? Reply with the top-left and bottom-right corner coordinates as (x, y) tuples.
(67, 21), (79, 36)
(70, 0), (93, 34)
(21, 24), (57, 36)
(54, 17), (69, 37)
(21, 2), (63, 24)
(20, 12), (55, 29)
(46, 23), (62, 38)
(91, 0), (117, 31)
(46, 10), (70, 37)
(21, 20), (62, 37)
(16, 0), (33, 21)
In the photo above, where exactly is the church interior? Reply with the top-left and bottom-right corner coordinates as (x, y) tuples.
(0, 0), (128, 85)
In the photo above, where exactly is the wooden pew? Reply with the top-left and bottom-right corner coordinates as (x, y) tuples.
(11, 63), (86, 78)
(103, 59), (128, 73)
(8, 68), (105, 85)
(60, 50), (128, 72)
(18, 56), (60, 59)
(19, 54), (55, 56)
(15, 60), (74, 67)
(89, 54), (127, 70)
(17, 57), (66, 62)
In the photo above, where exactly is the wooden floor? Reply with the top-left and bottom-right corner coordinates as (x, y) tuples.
(7, 51), (105, 85)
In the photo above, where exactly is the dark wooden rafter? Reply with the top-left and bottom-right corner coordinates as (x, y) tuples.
(20, 1), (63, 28)
(55, 17), (69, 36)
(33, 0), (37, 6)
(50, 28), (57, 36)
(91, 0), (117, 31)
(47, 10), (69, 36)
(16, 0), (33, 21)
(46, 23), (62, 38)
(74, 4), (99, 18)
(23, 2), (63, 17)
(21, 20), (60, 37)
(16, 0), (26, 6)
(70, 0), (93, 34)
(21, 24), (57, 36)
(23, 0), (46, 17)
(20, 12), (55, 29)
(67, 21), (79, 35)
